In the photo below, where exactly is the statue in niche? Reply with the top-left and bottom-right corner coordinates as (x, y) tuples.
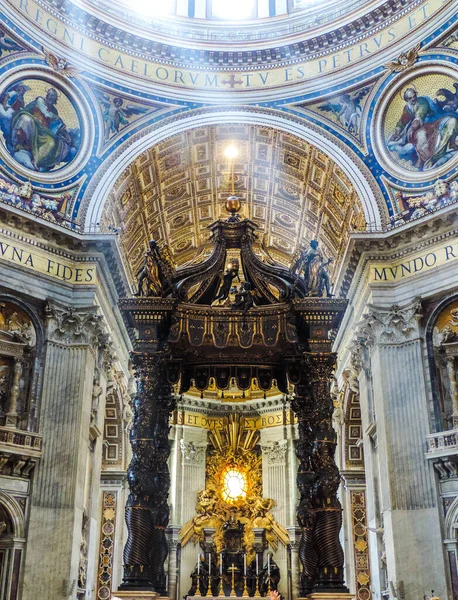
(78, 511), (89, 591)
(91, 373), (103, 424)
(0, 359), (11, 415)
(291, 240), (333, 297)
(134, 239), (175, 297)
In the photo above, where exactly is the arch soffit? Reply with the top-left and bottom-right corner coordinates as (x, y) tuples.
(424, 293), (458, 340)
(0, 294), (44, 346)
(444, 495), (458, 540)
(82, 108), (386, 230)
(0, 492), (26, 540)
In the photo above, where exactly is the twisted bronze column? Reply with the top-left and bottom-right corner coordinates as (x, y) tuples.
(291, 383), (318, 596)
(120, 353), (176, 592)
(306, 353), (347, 592)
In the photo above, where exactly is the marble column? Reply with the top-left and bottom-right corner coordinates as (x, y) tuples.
(167, 528), (181, 600)
(354, 300), (447, 600)
(22, 302), (104, 600)
(119, 352), (176, 594)
(172, 428), (207, 599)
(5, 357), (22, 428)
(287, 527), (303, 600)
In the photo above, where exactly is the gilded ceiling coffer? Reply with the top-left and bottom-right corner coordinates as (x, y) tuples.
(118, 202), (348, 595)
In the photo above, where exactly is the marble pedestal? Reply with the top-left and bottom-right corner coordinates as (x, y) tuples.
(187, 597), (270, 600)
(303, 593), (355, 600)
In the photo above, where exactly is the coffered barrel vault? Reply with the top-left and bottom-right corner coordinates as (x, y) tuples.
(101, 125), (366, 283)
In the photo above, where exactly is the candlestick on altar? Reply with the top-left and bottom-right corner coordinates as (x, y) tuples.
(268, 554), (270, 577)
(254, 554), (260, 597)
(218, 552), (224, 598)
(254, 572), (261, 598)
(243, 575), (249, 597)
(198, 554), (200, 575)
(218, 571), (225, 598)
(207, 553), (213, 597)
(244, 553), (246, 576)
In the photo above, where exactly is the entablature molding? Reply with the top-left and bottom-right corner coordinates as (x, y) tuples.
(338, 205), (458, 302)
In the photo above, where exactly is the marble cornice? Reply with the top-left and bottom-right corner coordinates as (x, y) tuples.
(0, 207), (130, 298)
(177, 395), (288, 417)
(338, 205), (458, 299)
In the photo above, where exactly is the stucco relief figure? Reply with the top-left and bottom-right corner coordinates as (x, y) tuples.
(386, 86), (458, 171)
(291, 240), (333, 297)
(318, 88), (369, 135)
(0, 82), (81, 171)
(95, 91), (148, 140)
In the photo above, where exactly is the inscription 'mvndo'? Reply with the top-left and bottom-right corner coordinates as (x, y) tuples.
(372, 244), (456, 282)
(0, 240), (96, 284)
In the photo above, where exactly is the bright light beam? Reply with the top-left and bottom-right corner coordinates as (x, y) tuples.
(212, 0), (256, 20)
(224, 144), (239, 159)
(127, 0), (174, 17)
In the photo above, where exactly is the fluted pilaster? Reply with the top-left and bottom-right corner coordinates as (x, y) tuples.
(22, 302), (105, 600)
(351, 299), (446, 600)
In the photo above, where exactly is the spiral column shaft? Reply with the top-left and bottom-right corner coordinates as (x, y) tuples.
(120, 353), (176, 592)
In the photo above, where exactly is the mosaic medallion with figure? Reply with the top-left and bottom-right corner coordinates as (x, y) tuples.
(382, 72), (458, 173)
(0, 77), (82, 172)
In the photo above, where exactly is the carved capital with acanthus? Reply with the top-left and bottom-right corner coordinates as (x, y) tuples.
(357, 298), (422, 346)
(261, 440), (288, 465)
(180, 439), (206, 466)
(45, 302), (105, 347)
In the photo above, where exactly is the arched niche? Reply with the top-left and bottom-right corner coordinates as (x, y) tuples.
(0, 491), (26, 599)
(85, 114), (385, 291)
(0, 301), (38, 433)
(427, 297), (458, 432)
